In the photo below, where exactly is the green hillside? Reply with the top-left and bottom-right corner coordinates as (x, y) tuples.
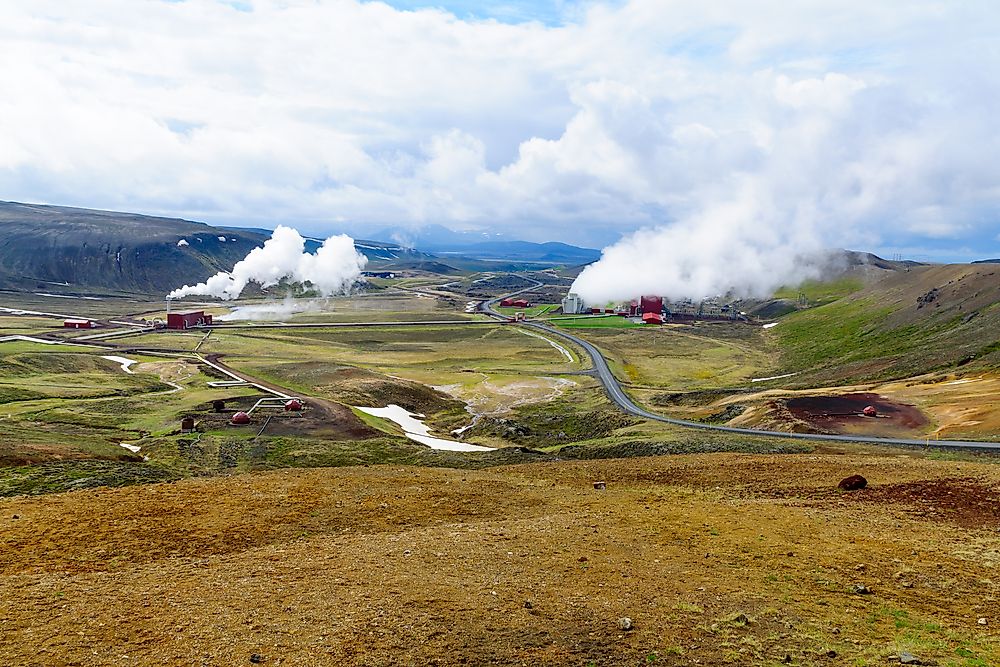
(774, 263), (1000, 385)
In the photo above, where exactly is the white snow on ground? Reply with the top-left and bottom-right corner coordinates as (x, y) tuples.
(762, 322), (779, 329)
(751, 372), (799, 383)
(218, 236), (226, 242)
(119, 442), (141, 453)
(355, 404), (494, 452)
(101, 355), (138, 374)
(177, 239), (189, 246)
(946, 378), (978, 385)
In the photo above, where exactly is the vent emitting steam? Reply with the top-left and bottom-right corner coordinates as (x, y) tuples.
(168, 226), (367, 300)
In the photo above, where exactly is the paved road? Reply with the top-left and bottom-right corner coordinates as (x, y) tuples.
(480, 288), (1000, 451)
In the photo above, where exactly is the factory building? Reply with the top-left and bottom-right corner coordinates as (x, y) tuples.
(166, 310), (213, 330)
(561, 293), (584, 314)
(640, 295), (664, 315)
(500, 298), (530, 308)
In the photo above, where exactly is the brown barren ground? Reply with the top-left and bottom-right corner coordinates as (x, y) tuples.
(785, 393), (929, 437)
(2, 454), (999, 666)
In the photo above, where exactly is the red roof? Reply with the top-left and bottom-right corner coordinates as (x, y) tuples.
(641, 312), (663, 324)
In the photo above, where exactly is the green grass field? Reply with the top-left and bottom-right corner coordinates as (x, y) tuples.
(773, 276), (865, 306)
(549, 315), (644, 329)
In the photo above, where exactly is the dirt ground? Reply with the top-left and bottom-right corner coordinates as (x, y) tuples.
(2, 453), (999, 666)
(785, 393), (929, 436)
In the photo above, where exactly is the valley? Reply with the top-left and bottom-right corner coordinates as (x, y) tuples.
(2, 211), (1000, 666)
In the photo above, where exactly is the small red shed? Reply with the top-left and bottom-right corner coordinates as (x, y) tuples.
(641, 312), (663, 325)
(501, 298), (530, 308)
(63, 319), (94, 329)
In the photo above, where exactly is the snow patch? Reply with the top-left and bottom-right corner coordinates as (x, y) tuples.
(751, 372), (799, 383)
(177, 239), (189, 246)
(355, 404), (494, 452)
(101, 355), (138, 374)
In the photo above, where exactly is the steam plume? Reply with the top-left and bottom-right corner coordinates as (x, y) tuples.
(168, 226), (367, 300)
(570, 188), (827, 305)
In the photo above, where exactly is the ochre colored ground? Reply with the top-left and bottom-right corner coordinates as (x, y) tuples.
(2, 453), (999, 666)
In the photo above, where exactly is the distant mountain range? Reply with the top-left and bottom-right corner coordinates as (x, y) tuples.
(371, 224), (602, 264)
(0, 201), (598, 295)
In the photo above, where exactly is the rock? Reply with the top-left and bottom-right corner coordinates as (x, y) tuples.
(838, 475), (868, 491)
(578, 556), (589, 563)
(11, 515), (19, 520)
(731, 613), (749, 625)
(826, 650), (838, 658)
(978, 617), (987, 625)
(524, 600), (533, 609)
(250, 654), (263, 664)
(593, 481), (606, 490)
(850, 584), (872, 595)
(782, 655), (792, 664)
(899, 652), (920, 665)
(617, 617), (633, 631)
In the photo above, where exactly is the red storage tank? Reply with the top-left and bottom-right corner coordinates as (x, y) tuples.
(231, 411), (251, 425)
(862, 405), (878, 417)
(284, 399), (303, 412)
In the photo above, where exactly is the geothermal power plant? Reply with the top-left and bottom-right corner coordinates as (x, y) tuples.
(561, 292), (748, 323)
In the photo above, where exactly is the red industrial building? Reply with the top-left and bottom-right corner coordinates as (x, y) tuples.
(640, 295), (663, 315)
(500, 298), (530, 308)
(166, 310), (213, 330)
(641, 312), (663, 325)
(63, 319), (95, 329)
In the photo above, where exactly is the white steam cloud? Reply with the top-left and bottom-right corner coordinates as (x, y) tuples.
(571, 190), (828, 304)
(218, 298), (325, 322)
(168, 226), (367, 300)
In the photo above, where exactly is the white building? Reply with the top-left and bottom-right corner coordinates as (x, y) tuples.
(561, 292), (584, 314)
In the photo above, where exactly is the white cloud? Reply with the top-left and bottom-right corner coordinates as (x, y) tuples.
(0, 0), (997, 259)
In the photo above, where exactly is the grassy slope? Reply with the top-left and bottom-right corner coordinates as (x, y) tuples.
(2, 454), (998, 666)
(774, 264), (1000, 386)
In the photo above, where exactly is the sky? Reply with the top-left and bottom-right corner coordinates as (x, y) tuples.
(1, 0), (999, 261)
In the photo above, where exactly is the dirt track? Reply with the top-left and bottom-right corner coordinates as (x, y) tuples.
(2, 453), (999, 666)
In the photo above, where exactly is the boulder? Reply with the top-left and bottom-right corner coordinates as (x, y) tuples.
(838, 474), (868, 491)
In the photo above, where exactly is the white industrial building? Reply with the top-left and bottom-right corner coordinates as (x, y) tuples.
(561, 292), (585, 314)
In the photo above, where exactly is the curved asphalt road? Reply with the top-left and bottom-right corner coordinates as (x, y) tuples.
(480, 288), (1000, 451)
